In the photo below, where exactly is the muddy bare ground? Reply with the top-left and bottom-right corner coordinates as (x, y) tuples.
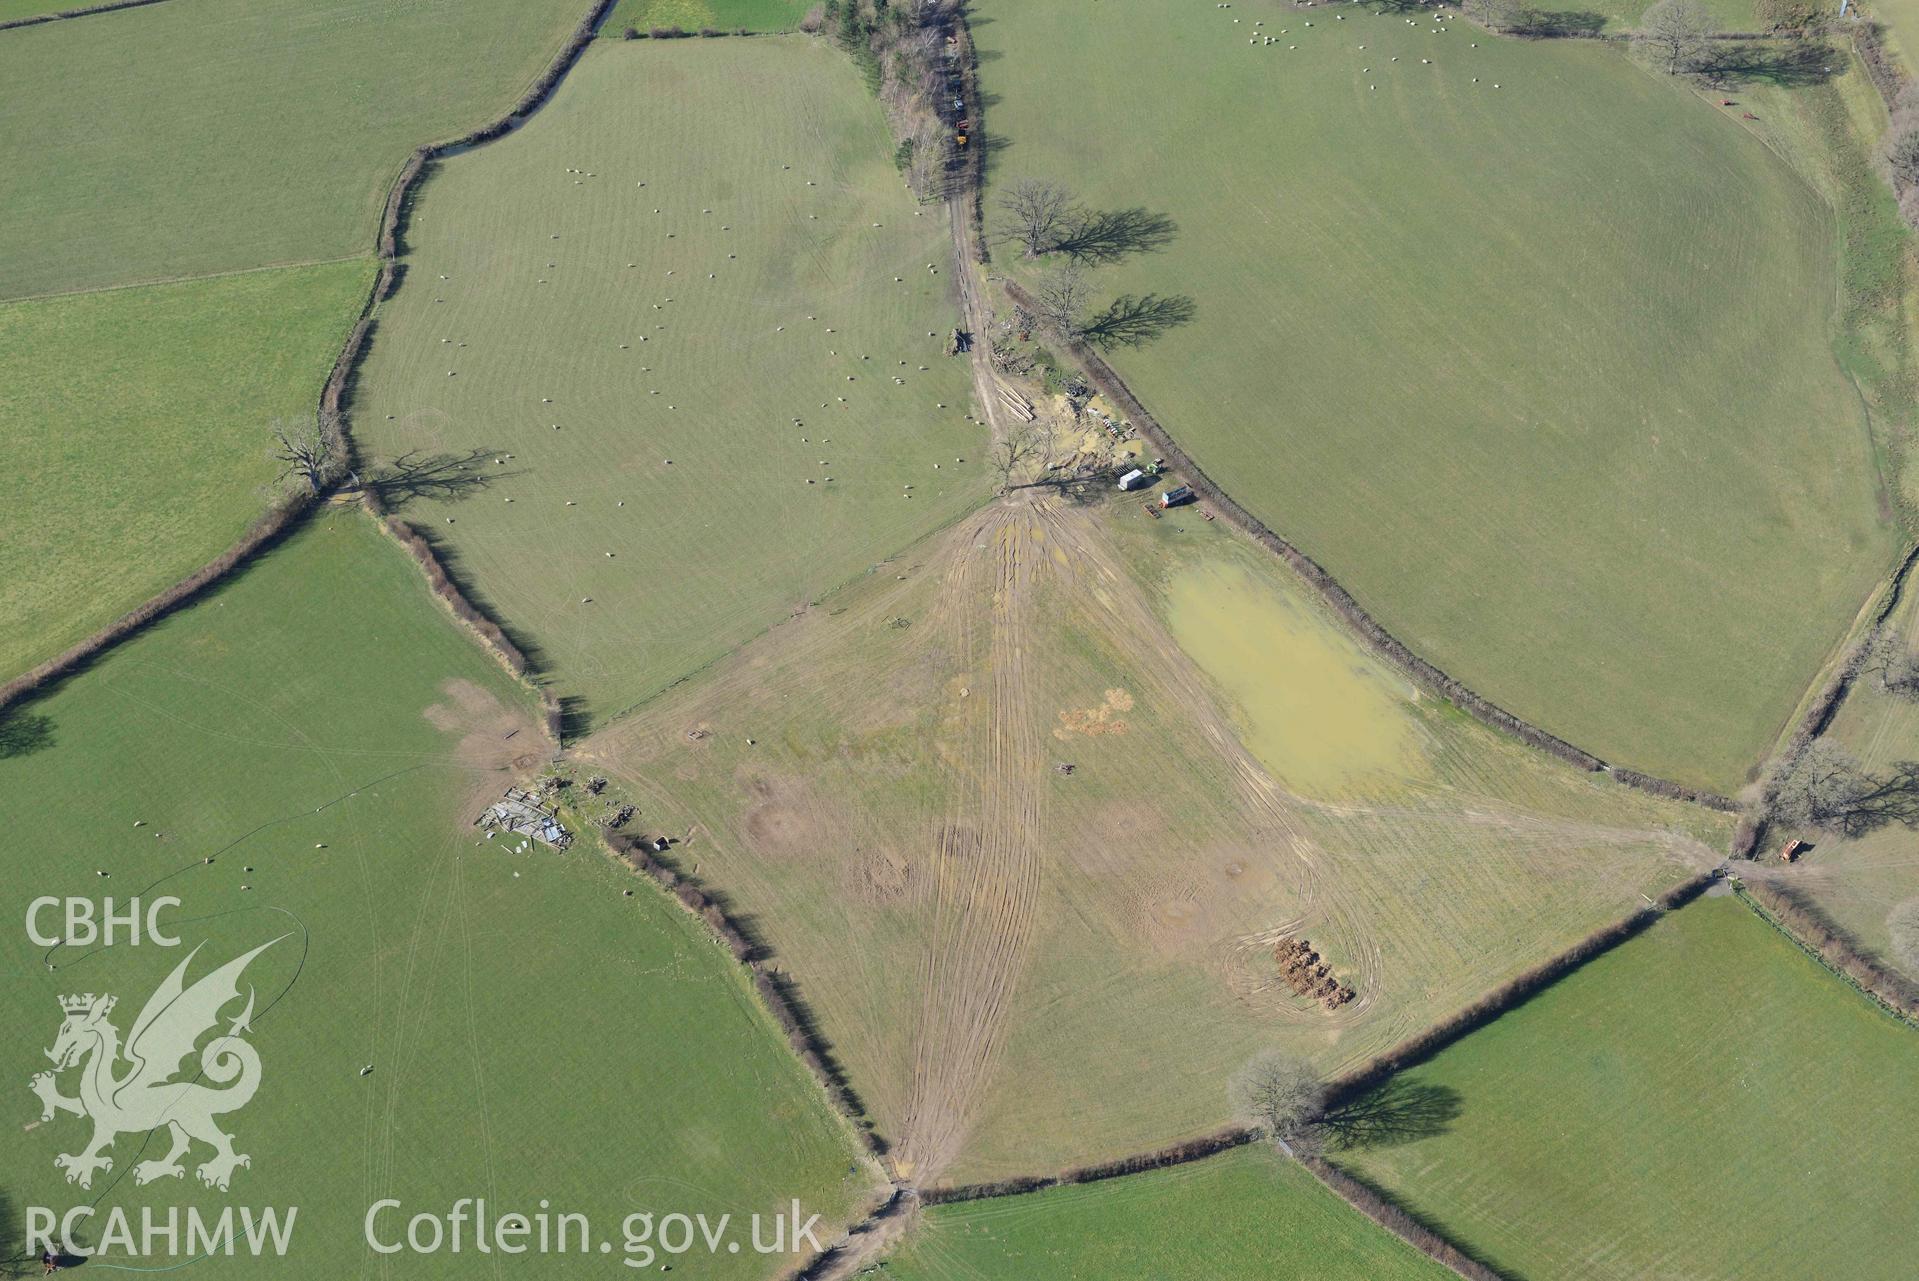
(577, 497), (1724, 1185)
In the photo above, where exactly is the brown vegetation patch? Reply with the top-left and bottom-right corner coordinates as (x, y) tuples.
(422, 677), (544, 827)
(851, 847), (917, 908)
(1054, 687), (1133, 739)
(738, 771), (839, 862)
(576, 497), (1723, 1183)
(424, 677), (542, 771)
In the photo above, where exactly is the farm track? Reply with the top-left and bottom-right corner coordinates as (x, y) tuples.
(897, 506), (1047, 1180)
(948, 187), (1011, 448)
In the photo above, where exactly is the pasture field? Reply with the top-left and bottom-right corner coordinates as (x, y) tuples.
(0, 514), (865, 1276)
(1727, 53), (1919, 529)
(0, 0), (83, 22)
(1517, 0), (1757, 35)
(352, 38), (989, 727)
(972, 0), (1898, 792)
(580, 493), (1728, 1184)
(0, 0), (587, 298)
(0, 260), (374, 684)
(885, 1145), (1453, 1281)
(1871, 0), (1919, 77)
(1333, 894), (1919, 1281)
(604, 0), (811, 34)
(1783, 583), (1919, 982)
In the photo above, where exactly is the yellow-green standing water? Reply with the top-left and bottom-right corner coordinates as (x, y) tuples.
(1166, 558), (1427, 797)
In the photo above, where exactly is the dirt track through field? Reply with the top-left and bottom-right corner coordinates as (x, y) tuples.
(895, 505), (1048, 1178)
(947, 179), (1011, 450)
(578, 486), (1727, 1184)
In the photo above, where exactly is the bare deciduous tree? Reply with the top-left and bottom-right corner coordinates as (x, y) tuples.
(996, 179), (1078, 258)
(1031, 261), (1091, 340)
(1771, 739), (1919, 837)
(1861, 627), (1919, 700)
(1637, 0), (1715, 74)
(1228, 1050), (1324, 1144)
(1889, 127), (1919, 189)
(988, 418), (1056, 494)
(271, 410), (345, 496)
(1773, 740), (1870, 832)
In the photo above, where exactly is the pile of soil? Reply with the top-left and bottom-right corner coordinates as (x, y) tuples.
(1274, 935), (1354, 1010)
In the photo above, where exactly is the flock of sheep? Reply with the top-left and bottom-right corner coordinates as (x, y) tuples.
(1215, 0), (1506, 91)
(386, 159), (974, 607)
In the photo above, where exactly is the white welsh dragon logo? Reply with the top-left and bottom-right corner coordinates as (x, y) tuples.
(29, 937), (282, 1192)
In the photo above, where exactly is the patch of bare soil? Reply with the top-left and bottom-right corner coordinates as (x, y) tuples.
(1053, 687), (1134, 739)
(893, 508), (1050, 1182)
(422, 677), (546, 829)
(574, 493), (1718, 1184)
(850, 847), (917, 907)
(739, 772), (827, 858)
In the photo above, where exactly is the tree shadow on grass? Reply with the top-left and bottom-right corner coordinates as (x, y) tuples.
(1013, 461), (1122, 505)
(1056, 207), (1178, 265)
(1318, 1078), (1464, 1151)
(1835, 761), (1919, 836)
(1512, 8), (1608, 36)
(364, 448), (519, 512)
(1701, 40), (1839, 89)
(0, 709), (54, 760)
(1083, 293), (1197, 350)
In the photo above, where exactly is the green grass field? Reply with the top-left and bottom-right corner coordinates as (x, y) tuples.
(1520, 0), (1758, 35)
(352, 38), (989, 727)
(0, 0), (586, 298)
(0, 513), (864, 1276)
(583, 495), (1727, 1183)
(0, 0), (84, 22)
(1867, 0), (1919, 77)
(1333, 894), (1919, 1280)
(973, 0), (1897, 792)
(886, 1145), (1454, 1281)
(603, 0), (811, 34)
(0, 260), (374, 684)
(1727, 45), (1919, 530)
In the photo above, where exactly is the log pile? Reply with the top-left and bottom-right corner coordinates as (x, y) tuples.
(995, 379), (1036, 422)
(1274, 935), (1355, 1009)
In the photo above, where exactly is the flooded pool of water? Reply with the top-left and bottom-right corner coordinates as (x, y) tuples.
(1165, 558), (1425, 796)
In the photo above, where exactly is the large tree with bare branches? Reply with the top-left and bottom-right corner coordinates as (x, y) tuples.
(1228, 1050), (1324, 1145)
(1771, 739), (1919, 836)
(1031, 261), (1091, 340)
(1637, 0), (1714, 74)
(996, 179), (1079, 258)
(270, 410), (346, 496)
(1861, 627), (1919, 699)
(988, 418), (1057, 494)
